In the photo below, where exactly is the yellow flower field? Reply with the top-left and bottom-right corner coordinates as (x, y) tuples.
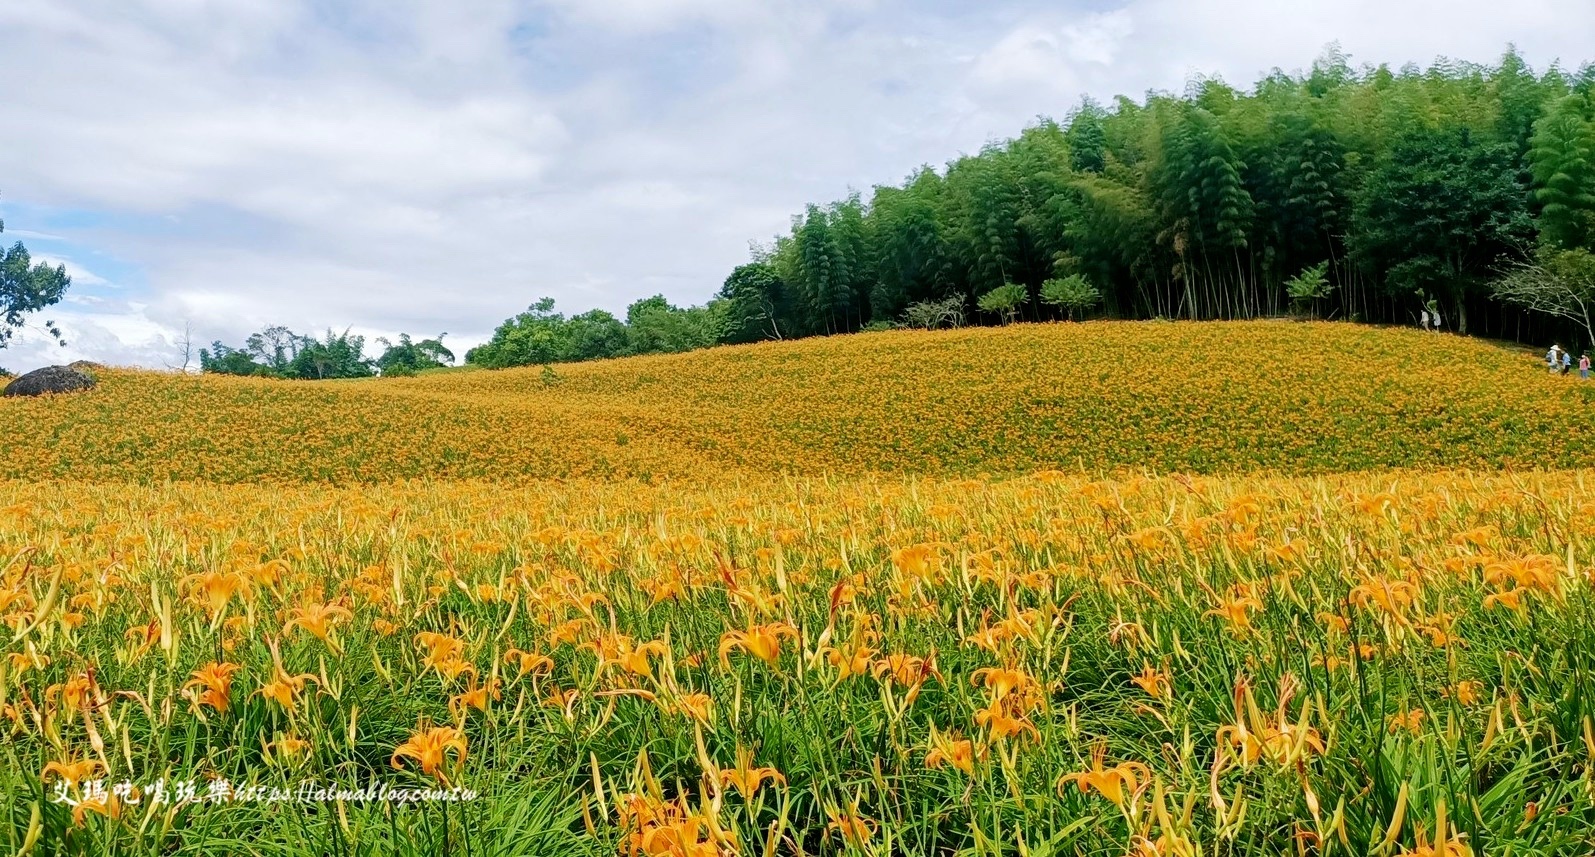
(4, 322), (1595, 854)
(3, 468), (1594, 855)
(2, 321), (1592, 482)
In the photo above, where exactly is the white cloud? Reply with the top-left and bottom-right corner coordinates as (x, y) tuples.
(540, 0), (760, 32)
(971, 11), (1135, 91)
(1, 0), (1592, 369)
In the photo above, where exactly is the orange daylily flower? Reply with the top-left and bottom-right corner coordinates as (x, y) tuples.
(1130, 663), (1171, 700)
(672, 692), (714, 724)
(1446, 680), (1484, 707)
(825, 805), (876, 847)
(719, 745), (786, 798)
(183, 571), (250, 617)
(974, 699), (1040, 742)
(1217, 678), (1326, 769)
(282, 601), (352, 647)
(821, 641), (876, 681)
(504, 647), (555, 678)
(450, 676), (502, 717)
(183, 661), (243, 713)
(391, 724), (468, 783)
(1058, 742), (1149, 809)
(925, 726), (976, 774)
(1205, 593), (1263, 634)
(1389, 708), (1426, 735)
(717, 622), (797, 669)
(589, 635), (670, 678)
(42, 757), (105, 786)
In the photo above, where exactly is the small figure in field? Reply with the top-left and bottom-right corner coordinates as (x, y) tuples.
(1422, 297), (1442, 332)
(1581, 352), (1592, 380)
(1562, 348), (1574, 375)
(1419, 309), (1430, 330)
(1548, 344), (1563, 373)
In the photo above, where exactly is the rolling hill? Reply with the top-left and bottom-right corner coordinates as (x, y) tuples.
(3, 320), (1590, 482)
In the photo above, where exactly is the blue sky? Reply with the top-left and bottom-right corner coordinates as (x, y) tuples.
(3, 0), (1593, 369)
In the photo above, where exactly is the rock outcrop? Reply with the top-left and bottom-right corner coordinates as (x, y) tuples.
(2, 365), (97, 397)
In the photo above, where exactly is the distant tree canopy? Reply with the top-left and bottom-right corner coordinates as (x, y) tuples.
(203, 48), (1595, 378)
(200, 327), (378, 380)
(702, 47), (1595, 345)
(464, 295), (726, 369)
(0, 192), (71, 351)
(375, 334), (453, 376)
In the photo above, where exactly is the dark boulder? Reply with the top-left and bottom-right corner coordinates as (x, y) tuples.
(2, 365), (97, 397)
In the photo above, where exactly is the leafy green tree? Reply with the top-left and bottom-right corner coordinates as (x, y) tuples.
(793, 205), (853, 335)
(1528, 95), (1595, 250)
(1147, 103), (1256, 317)
(977, 283), (1027, 324)
(625, 296), (720, 354)
(1284, 261), (1335, 317)
(829, 195), (875, 328)
(1066, 101), (1108, 173)
(948, 153), (1024, 299)
(717, 260), (789, 343)
(200, 326), (374, 379)
(867, 170), (948, 321)
(1280, 113), (1347, 270)
(469, 298), (571, 369)
(1491, 247), (1595, 344)
(1492, 47), (1558, 161)
(564, 310), (629, 361)
(376, 334), (454, 376)
(1353, 125), (1534, 332)
(244, 325), (301, 373)
(1039, 274), (1102, 321)
(0, 197), (70, 351)
(288, 329), (375, 380)
(1065, 172), (1161, 316)
(199, 342), (273, 376)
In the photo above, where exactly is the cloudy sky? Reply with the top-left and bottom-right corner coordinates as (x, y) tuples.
(2, 0), (1592, 369)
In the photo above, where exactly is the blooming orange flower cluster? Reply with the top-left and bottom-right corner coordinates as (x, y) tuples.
(1, 465), (1590, 853)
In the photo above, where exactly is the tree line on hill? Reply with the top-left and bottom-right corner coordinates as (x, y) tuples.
(715, 46), (1595, 349)
(474, 47), (1595, 371)
(194, 293), (724, 377)
(7, 46), (1595, 379)
(198, 329), (453, 379)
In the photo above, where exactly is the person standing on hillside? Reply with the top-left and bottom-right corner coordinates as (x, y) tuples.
(1562, 348), (1574, 375)
(1547, 345), (1562, 372)
(1581, 352), (1591, 380)
(1419, 309), (1430, 331)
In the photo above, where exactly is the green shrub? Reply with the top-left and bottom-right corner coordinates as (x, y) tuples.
(1285, 262), (1335, 317)
(902, 297), (965, 330)
(977, 283), (1027, 324)
(1039, 274), (1102, 321)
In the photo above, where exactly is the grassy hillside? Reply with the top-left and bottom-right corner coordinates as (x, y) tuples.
(4, 320), (1591, 482)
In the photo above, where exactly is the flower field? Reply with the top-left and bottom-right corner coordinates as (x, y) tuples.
(2, 321), (1592, 482)
(3, 468), (1595, 855)
(4, 322), (1595, 855)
